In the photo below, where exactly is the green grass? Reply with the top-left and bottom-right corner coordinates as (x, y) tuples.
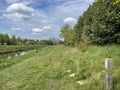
(0, 45), (120, 90)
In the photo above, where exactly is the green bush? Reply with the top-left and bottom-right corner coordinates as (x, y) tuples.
(75, 42), (88, 52)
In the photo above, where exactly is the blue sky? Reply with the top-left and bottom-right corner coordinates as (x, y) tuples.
(0, 0), (94, 40)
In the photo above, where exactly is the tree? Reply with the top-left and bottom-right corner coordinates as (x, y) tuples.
(60, 24), (76, 46)
(10, 35), (17, 45)
(0, 33), (10, 45)
(3, 34), (10, 45)
(74, 16), (84, 42)
(74, 0), (120, 45)
(16, 37), (23, 45)
(0, 33), (4, 45)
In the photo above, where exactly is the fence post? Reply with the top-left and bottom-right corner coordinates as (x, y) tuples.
(105, 58), (112, 90)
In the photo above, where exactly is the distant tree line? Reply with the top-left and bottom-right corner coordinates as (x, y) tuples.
(0, 33), (61, 45)
(60, 0), (120, 45)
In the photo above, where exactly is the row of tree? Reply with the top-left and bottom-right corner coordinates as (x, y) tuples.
(0, 33), (61, 45)
(60, 0), (120, 45)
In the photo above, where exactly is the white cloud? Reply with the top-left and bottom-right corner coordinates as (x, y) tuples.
(32, 26), (51, 33)
(11, 27), (26, 32)
(21, 0), (37, 5)
(2, 0), (92, 39)
(84, 0), (94, 3)
(42, 26), (51, 30)
(64, 17), (76, 23)
(5, 0), (35, 5)
(3, 13), (31, 21)
(5, 0), (20, 4)
(4, 3), (34, 21)
(42, 20), (48, 24)
(11, 27), (22, 30)
(32, 28), (43, 33)
(7, 3), (34, 13)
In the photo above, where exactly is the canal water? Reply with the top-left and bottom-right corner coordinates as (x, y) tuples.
(0, 51), (26, 60)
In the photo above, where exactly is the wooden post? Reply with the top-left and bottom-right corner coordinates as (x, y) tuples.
(105, 58), (112, 90)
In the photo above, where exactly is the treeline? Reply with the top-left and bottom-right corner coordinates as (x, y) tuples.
(60, 0), (120, 45)
(0, 33), (61, 45)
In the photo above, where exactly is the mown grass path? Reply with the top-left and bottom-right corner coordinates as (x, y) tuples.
(0, 45), (120, 90)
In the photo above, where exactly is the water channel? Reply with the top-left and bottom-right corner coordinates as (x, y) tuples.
(0, 51), (26, 60)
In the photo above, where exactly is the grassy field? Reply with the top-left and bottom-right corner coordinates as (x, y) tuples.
(0, 45), (46, 54)
(0, 45), (120, 90)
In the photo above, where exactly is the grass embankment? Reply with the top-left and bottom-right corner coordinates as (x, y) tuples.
(0, 45), (120, 90)
(0, 45), (46, 54)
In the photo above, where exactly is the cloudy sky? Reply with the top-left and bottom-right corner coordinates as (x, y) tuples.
(0, 0), (94, 40)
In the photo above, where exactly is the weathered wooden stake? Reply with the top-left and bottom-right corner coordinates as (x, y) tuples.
(105, 58), (112, 90)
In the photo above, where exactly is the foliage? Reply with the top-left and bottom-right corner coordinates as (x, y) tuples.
(60, 24), (76, 46)
(0, 33), (55, 45)
(10, 35), (17, 45)
(73, 0), (120, 45)
(0, 45), (46, 54)
(74, 42), (88, 53)
(79, 0), (120, 44)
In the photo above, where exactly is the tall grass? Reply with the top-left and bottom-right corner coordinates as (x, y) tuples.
(0, 45), (119, 90)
